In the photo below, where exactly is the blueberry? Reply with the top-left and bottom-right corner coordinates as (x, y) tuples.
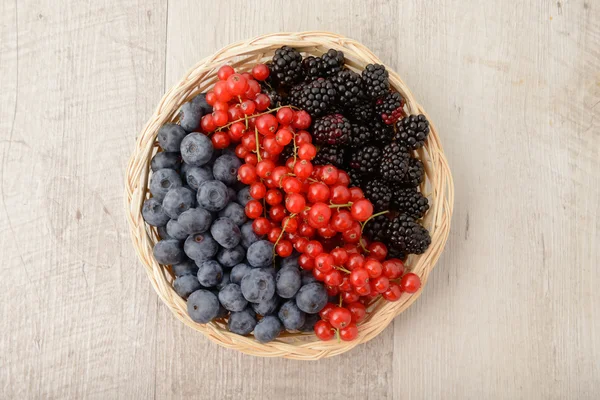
(177, 207), (212, 235)
(300, 269), (317, 286)
(212, 154), (242, 186)
(153, 239), (185, 265)
(228, 308), (257, 335)
(196, 260), (223, 287)
(216, 271), (230, 291)
(295, 282), (328, 314)
(216, 245), (245, 268)
(251, 295), (280, 316)
(280, 255), (300, 269)
(166, 218), (189, 240)
(240, 268), (275, 303)
(278, 300), (306, 331)
(299, 313), (321, 332)
(247, 240), (274, 268)
(151, 152), (181, 172)
(163, 187), (196, 219)
(210, 217), (241, 249)
(218, 283), (248, 312)
(240, 222), (261, 249)
(157, 225), (172, 240)
(180, 133), (213, 166)
(237, 186), (252, 207)
(230, 263), (251, 285)
(184, 232), (218, 262)
(179, 99), (206, 132)
(150, 169), (182, 201)
(218, 202), (247, 226)
(173, 274), (202, 299)
(192, 93), (213, 115)
(197, 180), (229, 212)
(172, 259), (198, 277)
(187, 289), (219, 323)
(276, 267), (301, 299)
(180, 162), (192, 182)
(216, 304), (229, 319)
(142, 198), (170, 226)
(185, 166), (213, 191)
(158, 123), (187, 152)
(254, 315), (283, 343)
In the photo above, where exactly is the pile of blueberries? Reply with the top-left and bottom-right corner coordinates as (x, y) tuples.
(142, 94), (328, 342)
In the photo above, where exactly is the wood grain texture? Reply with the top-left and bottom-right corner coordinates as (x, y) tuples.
(1, 0), (598, 399)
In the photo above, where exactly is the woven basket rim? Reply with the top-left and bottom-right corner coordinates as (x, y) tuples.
(125, 31), (454, 360)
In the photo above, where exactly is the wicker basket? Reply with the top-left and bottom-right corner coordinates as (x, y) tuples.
(125, 31), (454, 360)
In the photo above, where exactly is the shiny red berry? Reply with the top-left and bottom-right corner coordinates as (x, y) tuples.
(314, 320), (335, 341)
(331, 247), (348, 265)
(217, 65), (235, 80)
(292, 110), (311, 129)
(276, 107), (294, 125)
(251, 63), (270, 81)
(382, 259), (405, 279)
(364, 259), (383, 278)
(383, 282), (402, 301)
(400, 273), (421, 293)
(245, 200), (263, 218)
(347, 302), (366, 323)
(329, 307), (352, 329)
(339, 323), (358, 341)
(276, 240), (293, 257)
(252, 217), (271, 235)
(285, 193), (306, 213)
(350, 199), (373, 221)
(305, 240), (324, 258)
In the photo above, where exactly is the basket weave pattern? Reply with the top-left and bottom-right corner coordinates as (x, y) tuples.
(125, 31), (454, 360)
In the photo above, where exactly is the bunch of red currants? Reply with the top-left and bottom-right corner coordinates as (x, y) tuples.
(201, 63), (422, 342)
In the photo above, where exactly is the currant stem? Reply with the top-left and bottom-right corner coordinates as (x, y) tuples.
(360, 210), (390, 233)
(272, 213), (297, 256)
(336, 266), (351, 274)
(254, 127), (262, 162)
(328, 202), (353, 209)
(215, 105), (299, 132)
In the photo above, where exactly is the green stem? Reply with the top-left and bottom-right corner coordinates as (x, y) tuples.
(255, 127), (262, 162)
(272, 213), (297, 256)
(215, 105), (299, 132)
(328, 202), (353, 209)
(336, 266), (352, 274)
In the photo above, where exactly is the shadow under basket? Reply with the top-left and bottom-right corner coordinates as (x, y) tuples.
(125, 31), (454, 360)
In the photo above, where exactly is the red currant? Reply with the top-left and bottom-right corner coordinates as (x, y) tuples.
(211, 131), (230, 149)
(324, 270), (343, 286)
(298, 143), (316, 160)
(249, 182), (266, 199)
(256, 114), (279, 136)
(308, 202), (332, 228)
(294, 237), (309, 252)
(299, 253), (314, 270)
(226, 73), (249, 96)
(276, 107), (294, 125)
(305, 240), (324, 258)
(292, 110), (311, 129)
(331, 210), (353, 232)
(372, 275), (390, 293)
(254, 93), (271, 111)
(342, 222), (361, 243)
(312, 267), (326, 281)
(269, 204), (286, 222)
(235, 144), (249, 158)
(265, 189), (283, 205)
(263, 136), (283, 154)
(201, 114), (216, 132)
(331, 247), (348, 266)
(293, 160), (313, 180)
(251, 63), (270, 81)
(295, 130), (312, 145)
(240, 100), (256, 115)
(285, 193), (306, 213)
(326, 285), (339, 296)
(245, 200), (263, 218)
(319, 165), (339, 185)
(213, 101), (228, 112)
(282, 177), (302, 193)
(367, 242), (388, 261)
(346, 253), (365, 270)
(347, 302), (366, 323)
(364, 259), (383, 278)
(275, 128), (293, 146)
(268, 227), (282, 243)
(245, 153), (258, 165)
(282, 215), (298, 233)
(400, 273), (421, 293)
(314, 253), (334, 272)
(241, 132), (257, 151)
(244, 79), (261, 99)
(314, 320), (335, 341)
(349, 187), (364, 201)
(330, 185), (351, 204)
(336, 171), (350, 186)
(230, 122), (246, 141)
(212, 110), (229, 127)
(213, 81), (233, 102)
(237, 164), (257, 184)
(298, 223), (315, 238)
(354, 284), (371, 296)
(307, 182), (330, 203)
(342, 290), (360, 303)
(256, 160), (275, 179)
(383, 283), (402, 301)
(339, 323), (358, 341)
(350, 199), (373, 221)
(276, 240), (293, 257)
(271, 166), (289, 187)
(217, 65), (235, 80)
(252, 217), (271, 235)
(319, 303), (336, 321)
(350, 268), (369, 287)
(329, 307), (352, 329)
(382, 259), (405, 279)
(205, 91), (217, 106)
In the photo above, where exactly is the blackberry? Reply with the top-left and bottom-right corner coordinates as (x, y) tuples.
(331, 69), (364, 106)
(313, 114), (351, 145)
(361, 64), (389, 99)
(313, 145), (346, 167)
(347, 169), (363, 187)
(302, 49), (345, 79)
(347, 101), (375, 124)
(362, 213), (389, 243)
(400, 157), (425, 187)
(370, 118), (395, 144)
(379, 142), (410, 182)
(348, 145), (382, 176)
(384, 214), (431, 255)
(288, 78), (337, 118)
(270, 46), (304, 86)
(387, 245), (407, 261)
(374, 91), (405, 125)
(392, 187), (429, 219)
(394, 114), (430, 149)
(347, 124), (372, 148)
(362, 179), (393, 212)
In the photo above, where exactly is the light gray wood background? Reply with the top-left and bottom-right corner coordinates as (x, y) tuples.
(1, 0), (598, 399)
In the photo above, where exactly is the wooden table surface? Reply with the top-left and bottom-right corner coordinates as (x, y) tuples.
(1, 0), (598, 399)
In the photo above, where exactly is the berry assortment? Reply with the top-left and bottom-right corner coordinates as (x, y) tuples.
(143, 45), (432, 344)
